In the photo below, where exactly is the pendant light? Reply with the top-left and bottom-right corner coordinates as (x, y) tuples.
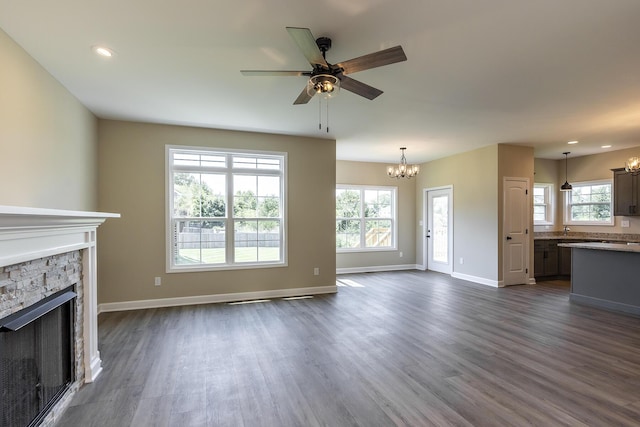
(560, 152), (572, 191)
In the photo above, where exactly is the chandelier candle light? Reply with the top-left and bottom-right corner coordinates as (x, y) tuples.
(387, 147), (419, 179)
(626, 156), (640, 175)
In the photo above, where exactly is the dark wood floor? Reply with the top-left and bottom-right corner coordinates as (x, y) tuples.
(57, 272), (640, 426)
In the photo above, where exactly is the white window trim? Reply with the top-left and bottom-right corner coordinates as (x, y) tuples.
(533, 183), (554, 225)
(336, 184), (398, 253)
(563, 179), (614, 226)
(166, 145), (288, 273)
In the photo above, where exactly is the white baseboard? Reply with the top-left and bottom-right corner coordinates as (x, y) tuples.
(336, 264), (419, 275)
(451, 272), (500, 288)
(98, 285), (337, 314)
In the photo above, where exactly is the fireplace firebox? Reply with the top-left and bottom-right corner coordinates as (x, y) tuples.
(0, 287), (76, 427)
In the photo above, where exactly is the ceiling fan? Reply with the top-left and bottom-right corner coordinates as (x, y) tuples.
(241, 27), (407, 105)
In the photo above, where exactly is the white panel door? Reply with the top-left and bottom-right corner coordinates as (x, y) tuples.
(503, 178), (529, 286)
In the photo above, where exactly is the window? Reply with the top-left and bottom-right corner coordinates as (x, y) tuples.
(564, 180), (613, 225)
(533, 183), (554, 225)
(336, 185), (397, 251)
(167, 146), (286, 272)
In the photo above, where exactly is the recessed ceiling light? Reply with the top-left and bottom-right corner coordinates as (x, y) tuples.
(92, 45), (114, 58)
(567, 140), (579, 145)
(601, 145), (612, 149)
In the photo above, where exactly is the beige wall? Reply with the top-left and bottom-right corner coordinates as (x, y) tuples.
(416, 144), (499, 282)
(535, 145), (640, 234)
(0, 28), (97, 210)
(336, 160), (416, 270)
(97, 120), (336, 304)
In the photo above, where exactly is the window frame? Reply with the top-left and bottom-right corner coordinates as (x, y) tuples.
(166, 145), (287, 273)
(336, 184), (398, 253)
(533, 183), (554, 225)
(563, 179), (614, 226)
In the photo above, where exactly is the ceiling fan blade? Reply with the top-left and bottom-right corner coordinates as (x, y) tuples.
(339, 75), (384, 100)
(286, 27), (328, 68)
(241, 70), (311, 76)
(337, 45), (407, 75)
(293, 86), (314, 105)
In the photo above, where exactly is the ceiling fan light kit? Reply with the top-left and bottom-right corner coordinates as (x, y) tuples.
(307, 74), (340, 98)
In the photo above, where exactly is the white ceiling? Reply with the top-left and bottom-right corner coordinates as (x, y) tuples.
(2, 0), (640, 163)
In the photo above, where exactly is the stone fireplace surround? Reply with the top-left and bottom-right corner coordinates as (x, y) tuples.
(0, 205), (118, 426)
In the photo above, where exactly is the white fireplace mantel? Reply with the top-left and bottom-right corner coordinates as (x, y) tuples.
(0, 205), (120, 383)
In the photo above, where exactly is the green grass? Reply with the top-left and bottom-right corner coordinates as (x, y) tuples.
(177, 247), (280, 264)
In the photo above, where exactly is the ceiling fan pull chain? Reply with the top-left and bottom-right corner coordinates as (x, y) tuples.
(318, 96), (322, 130)
(326, 100), (329, 133)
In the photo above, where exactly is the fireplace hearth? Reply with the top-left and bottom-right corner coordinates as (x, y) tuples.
(1, 288), (76, 427)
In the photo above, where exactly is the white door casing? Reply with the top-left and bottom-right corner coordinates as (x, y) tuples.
(503, 177), (530, 286)
(424, 187), (453, 274)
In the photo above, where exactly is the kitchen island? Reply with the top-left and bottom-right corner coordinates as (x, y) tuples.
(558, 242), (640, 316)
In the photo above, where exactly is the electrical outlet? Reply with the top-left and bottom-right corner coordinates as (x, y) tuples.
(154, 277), (161, 286)
(621, 219), (630, 228)
(459, 257), (464, 265)
(313, 268), (319, 276)
(399, 251), (403, 258)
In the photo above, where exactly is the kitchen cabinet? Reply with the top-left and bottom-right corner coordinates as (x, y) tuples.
(612, 168), (640, 216)
(534, 240), (558, 278)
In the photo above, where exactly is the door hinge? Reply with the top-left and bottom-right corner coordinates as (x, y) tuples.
(526, 268), (528, 274)
(526, 189), (528, 195)
(526, 229), (528, 234)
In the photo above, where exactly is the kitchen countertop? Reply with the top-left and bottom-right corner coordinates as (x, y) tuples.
(557, 241), (640, 253)
(534, 232), (640, 243)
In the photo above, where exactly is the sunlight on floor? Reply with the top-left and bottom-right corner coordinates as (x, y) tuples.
(336, 279), (365, 288)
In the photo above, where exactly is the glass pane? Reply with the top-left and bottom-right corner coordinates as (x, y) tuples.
(174, 220), (225, 265)
(364, 189), (392, 218)
(364, 220), (392, 247)
(533, 205), (546, 221)
(533, 186), (545, 204)
(432, 195), (448, 263)
(336, 189), (361, 218)
(233, 176), (258, 218)
(173, 152), (226, 168)
(233, 156), (281, 170)
(336, 220), (361, 249)
(257, 176), (281, 218)
(571, 205), (589, 221)
(234, 220), (281, 262)
(257, 176), (280, 197)
(173, 173), (225, 218)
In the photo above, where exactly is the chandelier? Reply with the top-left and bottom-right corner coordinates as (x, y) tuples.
(387, 147), (419, 179)
(625, 156), (640, 175)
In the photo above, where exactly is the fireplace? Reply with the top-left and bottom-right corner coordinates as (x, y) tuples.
(1, 288), (76, 427)
(0, 206), (118, 426)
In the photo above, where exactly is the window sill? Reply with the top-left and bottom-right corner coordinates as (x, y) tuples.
(167, 261), (287, 273)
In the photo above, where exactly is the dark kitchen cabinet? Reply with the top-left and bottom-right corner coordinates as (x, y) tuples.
(612, 168), (640, 216)
(534, 240), (558, 278)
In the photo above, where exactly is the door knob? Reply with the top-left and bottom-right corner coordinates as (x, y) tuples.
(506, 236), (513, 240)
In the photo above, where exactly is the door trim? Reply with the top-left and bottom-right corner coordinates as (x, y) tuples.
(423, 185), (454, 274)
(502, 177), (530, 286)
